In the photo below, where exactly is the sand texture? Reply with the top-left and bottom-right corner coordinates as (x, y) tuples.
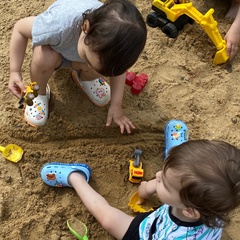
(0, 0), (239, 239)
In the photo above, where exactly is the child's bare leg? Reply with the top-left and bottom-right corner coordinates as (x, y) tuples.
(68, 172), (134, 240)
(30, 45), (62, 94)
(72, 61), (100, 81)
(226, 1), (240, 19)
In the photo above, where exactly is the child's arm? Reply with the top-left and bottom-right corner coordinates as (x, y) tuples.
(106, 73), (135, 134)
(225, 1), (240, 59)
(138, 179), (157, 201)
(9, 17), (35, 98)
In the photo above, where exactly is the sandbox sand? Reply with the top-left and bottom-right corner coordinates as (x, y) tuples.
(0, 0), (239, 239)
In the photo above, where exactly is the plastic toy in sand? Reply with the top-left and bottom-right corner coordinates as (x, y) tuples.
(19, 82), (40, 109)
(67, 217), (88, 240)
(146, 0), (229, 64)
(128, 149), (144, 183)
(0, 143), (24, 163)
(128, 191), (154, 213)
(125, 71), (148, 95)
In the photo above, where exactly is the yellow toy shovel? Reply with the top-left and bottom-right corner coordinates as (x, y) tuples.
(128, 192), (154, 213)
(0, 144), (23, 162)
(67, 217), (88, 240)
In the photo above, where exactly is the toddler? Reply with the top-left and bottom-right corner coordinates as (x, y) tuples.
(41, 139), (240, 239)
(9, 0), (147, 133)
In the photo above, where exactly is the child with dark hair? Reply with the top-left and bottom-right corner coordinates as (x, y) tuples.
(40, 139), (240, 239)
(9, 0), (147, 132)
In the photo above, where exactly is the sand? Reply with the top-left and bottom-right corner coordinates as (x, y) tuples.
(0, 0), (239, 239)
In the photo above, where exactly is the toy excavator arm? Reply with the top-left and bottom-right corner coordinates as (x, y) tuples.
(150, 0), (229, 64)
(170, 4), (228, 63)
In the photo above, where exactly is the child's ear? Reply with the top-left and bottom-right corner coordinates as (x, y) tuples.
(182, 207), (201, 220)
(82, 20), (90, 34)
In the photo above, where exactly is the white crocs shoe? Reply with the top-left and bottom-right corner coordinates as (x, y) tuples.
(72, 70), (111, 107)
(24, 85), (50, 127)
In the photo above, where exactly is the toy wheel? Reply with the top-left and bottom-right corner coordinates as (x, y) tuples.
(26, 92), (35, 100)
(162, 23), (178, 38)
(33, 90), (38, 98)
(146, 12), (160, 28)
(33, 84), (39, 91)
(26, 99), (33, 106)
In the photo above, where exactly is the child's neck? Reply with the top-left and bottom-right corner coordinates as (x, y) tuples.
(171, 207), (198, 223)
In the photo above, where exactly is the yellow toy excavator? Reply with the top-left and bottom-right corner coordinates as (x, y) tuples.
(146, 0), (229, 64)
(18, 82), (39, 108)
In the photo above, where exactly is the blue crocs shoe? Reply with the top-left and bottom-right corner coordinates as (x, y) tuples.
(40, 162), (92, 187)
(163, 119), (189, 159)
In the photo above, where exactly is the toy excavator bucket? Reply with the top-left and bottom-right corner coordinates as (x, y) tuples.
(213, 48), (229, 65)
(0, 144), (24, 163)
(128, 192), (154, 213)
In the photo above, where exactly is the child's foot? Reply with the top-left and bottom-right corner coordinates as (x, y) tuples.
(226, 2), (239, 20)
(24, 84), (50, 127)
(72, 70), (111, 107)
(163, 119), (189, 159)
(40, 162), (92, 187)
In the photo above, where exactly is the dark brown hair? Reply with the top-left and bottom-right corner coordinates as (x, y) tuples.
(82, 0), (147, 76)
(163, 140), (240, 228)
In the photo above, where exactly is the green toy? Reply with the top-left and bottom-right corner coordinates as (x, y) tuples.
(67, 217), (88, 240)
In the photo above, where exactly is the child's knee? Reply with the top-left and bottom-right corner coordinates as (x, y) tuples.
(32, 45), (61, 70)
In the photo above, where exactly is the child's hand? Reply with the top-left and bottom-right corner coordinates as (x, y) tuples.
(138, 180), (157, 199)
(224, 2), (240, 59)
(138, 181), (151, 199)
(225, 27), (240, 60)
(9, 72), (25, 98)
(136, 197), (144, 205)
(106, 104), (135, 134)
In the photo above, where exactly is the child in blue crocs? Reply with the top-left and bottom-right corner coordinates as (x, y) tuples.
(41, 140), (240, 240)
(8, 0), (147, 132)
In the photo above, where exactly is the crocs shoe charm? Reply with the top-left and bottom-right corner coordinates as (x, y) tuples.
(99, 78), (105, 85)
(164, 120), (189, 159)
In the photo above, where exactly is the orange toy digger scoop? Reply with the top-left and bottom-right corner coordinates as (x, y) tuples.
(0, 144), (23, 163)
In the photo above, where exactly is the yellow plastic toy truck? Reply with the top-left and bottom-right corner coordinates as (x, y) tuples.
(128, 149), (144, 184)
(18, 82), (39, 108)
(146, 0), (229, 64)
